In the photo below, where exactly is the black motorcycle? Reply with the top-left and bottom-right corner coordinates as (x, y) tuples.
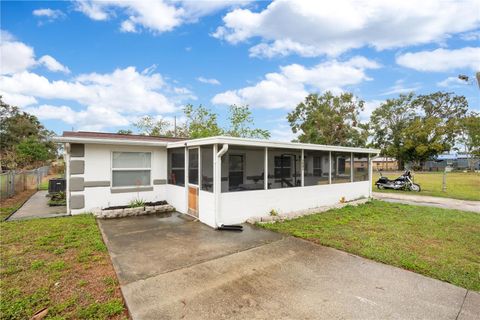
(375, 170), (421, 192)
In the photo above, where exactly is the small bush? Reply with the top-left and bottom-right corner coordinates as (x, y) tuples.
(129, 198), (146, 208)
(269, 209), (278, 217)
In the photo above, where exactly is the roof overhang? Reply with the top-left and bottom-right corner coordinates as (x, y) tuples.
(52, 136), (169, 147)
(167, 136), (380, 154)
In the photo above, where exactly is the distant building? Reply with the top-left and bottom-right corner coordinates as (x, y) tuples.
(422, 154), (480, 171)
(372, 157), (399, 171)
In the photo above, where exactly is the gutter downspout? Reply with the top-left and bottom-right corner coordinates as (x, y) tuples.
(214, 144), (228, 228)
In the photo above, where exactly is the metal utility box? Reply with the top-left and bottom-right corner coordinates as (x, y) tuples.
(48, 178), (66, 194)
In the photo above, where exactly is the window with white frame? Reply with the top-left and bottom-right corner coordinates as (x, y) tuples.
(112, 152), (151, 187)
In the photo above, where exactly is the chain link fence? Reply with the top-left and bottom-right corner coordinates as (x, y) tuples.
(0, 166), (50, 201)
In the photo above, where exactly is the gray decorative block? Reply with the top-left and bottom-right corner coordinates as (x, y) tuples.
(70, 160), (84, 174)
(70, 195), (85, 209)
(153, 179), (167, 185)
(70, 143), (85, 157)
(69, 177), (84, 191)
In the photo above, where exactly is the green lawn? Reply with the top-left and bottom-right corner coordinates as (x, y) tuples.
(373, 171), (480, 201)
(0, 215), (128, 319)
(260, 200), (480, 291)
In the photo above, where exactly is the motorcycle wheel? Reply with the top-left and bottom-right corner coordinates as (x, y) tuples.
(410, 184), (421, 192)
(377, 184), (385, 190)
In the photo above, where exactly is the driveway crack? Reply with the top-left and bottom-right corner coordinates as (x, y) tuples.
(455, 290), (468, 320)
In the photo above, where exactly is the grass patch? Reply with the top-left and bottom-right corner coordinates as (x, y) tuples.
(373, 171), (480, 201)
(0, 214), (127, 319)
(260, 200), (480, 291)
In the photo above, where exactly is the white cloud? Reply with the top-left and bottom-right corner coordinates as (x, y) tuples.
(212, 56), (380, 109)
(38, 55), (70, 73)
(381, 80), (421, 95)
(0, 31), (70, 75)
(361, 100), (383, 121)
(0, 31), (36, 75)
(460, 30), (480, 41)
(197, 77), (221, 85)
(24, 104), (129, 131)
(75, 0), (251, 34)
(1, 67), (179, 114)
(437, 76), (467, 88)
(396, 47), (480, 72)
(213, 0), (480, 57)
(32, 8), (65, 19)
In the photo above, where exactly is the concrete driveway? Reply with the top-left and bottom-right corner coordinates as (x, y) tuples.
(98, 213), (479, 320)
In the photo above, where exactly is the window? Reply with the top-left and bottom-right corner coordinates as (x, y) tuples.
(304, 151), (329, 186)
(268, 149), (301, 189)
(188, 148), (199, 185)
(221, 147), (265, 192)
(112, 152), (151, 187)
(168, 148), (185, 186)
(353, 153), (369, 181)
(201, 146), (214, 192)
(274, 156), (291, 179)
(229, 154), (244, 189)
(332, 152), (351, 184)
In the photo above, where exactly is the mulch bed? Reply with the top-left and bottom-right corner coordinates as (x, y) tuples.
(103, 200), (167, 211)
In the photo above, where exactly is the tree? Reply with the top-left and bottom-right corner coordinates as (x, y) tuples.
(370, 93), (416, 168)
(226, 105), (270, 139)
(183, 104), (223, 138)
(0, 96), (57, 170)
(133, 116), (173, 137)
(287, 92), (368, 146)
(370, 92), (469, 169)
(117, 129), (133, 135)
(129, 104), (269, 139)
(16, 137), (50, 168)
(459, 112), (480, 169)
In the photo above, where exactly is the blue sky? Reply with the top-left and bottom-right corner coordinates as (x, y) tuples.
(1, 0), (479, 140)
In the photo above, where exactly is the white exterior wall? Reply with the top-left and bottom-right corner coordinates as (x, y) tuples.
(71, 143), (168, 214)
(199, 190), (215, 227)
(218, 181), (370, 225)
(166, 184), (187, 214)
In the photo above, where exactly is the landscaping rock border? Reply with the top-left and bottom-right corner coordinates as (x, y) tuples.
(247, 198), (369, 224)
(94, 204), (175, 219)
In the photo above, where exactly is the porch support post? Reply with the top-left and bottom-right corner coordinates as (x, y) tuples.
(184, 146), (189, 213)
(368, 153), (373, 197)
(264, 147), (268, 190)
(329, 151), (332, 184)
(351, 152), (354, 182)
(301, 149), (304, 187)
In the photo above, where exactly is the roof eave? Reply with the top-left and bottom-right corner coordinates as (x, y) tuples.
(52, 136), (169, 147)
(167, 136), (380, 154)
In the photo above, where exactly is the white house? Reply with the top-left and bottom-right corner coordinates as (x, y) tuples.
(54, 131), (380, 228)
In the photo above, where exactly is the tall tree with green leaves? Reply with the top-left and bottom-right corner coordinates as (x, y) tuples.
(0, 97), (57, 170)
(370, 92), (469, 169)
(287, 92), (368, 146)
(183, 104), (223, 138)
(458, 112), (480, 169)
(133, 116), (174, 137)
(226, 105), (270, 139)
(370, 93), (416, 168)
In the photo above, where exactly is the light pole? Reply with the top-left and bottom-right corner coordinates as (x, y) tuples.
(458, 72), (480, 89)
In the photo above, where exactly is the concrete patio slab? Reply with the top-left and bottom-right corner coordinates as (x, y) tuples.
(98, 213), (479, 320)
(8, 191), (67, 221)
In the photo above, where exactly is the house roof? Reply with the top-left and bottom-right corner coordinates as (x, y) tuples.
(54, 131), (185, 146)
(54, 131), (380, 154)
(168, 136), (380, 154)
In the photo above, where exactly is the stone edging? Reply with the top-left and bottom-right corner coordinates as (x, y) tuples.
(247, 198), (369, 224)
(94, 204), (175, 219)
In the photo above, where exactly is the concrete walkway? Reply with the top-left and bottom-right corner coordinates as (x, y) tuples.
(373, 192), (480, 213)
(8, 191), (67, 221)
(99, 213), (479, 320)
